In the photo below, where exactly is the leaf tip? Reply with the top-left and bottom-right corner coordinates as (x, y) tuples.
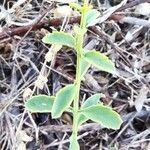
(110, 112), (123, 130)
(51, 111), (60, 119)
(42, 33), (52, 44)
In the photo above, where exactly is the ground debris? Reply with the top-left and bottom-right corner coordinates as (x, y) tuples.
(0, 0), (150, 150)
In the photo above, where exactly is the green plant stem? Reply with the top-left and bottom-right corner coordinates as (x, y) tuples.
(72, 0), (88, 145)
(72, 28), (83, 141)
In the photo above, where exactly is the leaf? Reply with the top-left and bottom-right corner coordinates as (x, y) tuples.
(84, 50), (115, 74)
(81, 104), (123, 130)
(52, 84), (76, 118)
(80, 58), (90, 79)
(69, 133), (80, 150)
(42, 31), (76, 48)
(77, 113), (87, 127)
(69, 3), (82, 11)
(25, 95), (54, 113)
(85, 9), (100, 27)
(78, 93), (101, 126)
(82, 93), (101, 108)
(73, 25), (87, 36)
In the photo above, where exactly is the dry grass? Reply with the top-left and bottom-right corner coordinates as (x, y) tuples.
(0, 0), (150, 149)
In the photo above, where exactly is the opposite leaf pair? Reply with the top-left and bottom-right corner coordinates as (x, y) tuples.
(25, 84), (75, 118)
(25, 90), (122, 130)
(43, 31), (115, 75)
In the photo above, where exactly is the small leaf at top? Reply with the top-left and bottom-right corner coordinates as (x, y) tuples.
(25, 95), (54, 113)
(85, 9), (100, 27)
(69, 133), (80, 150)
(69, 3), (82, 11)
(84, 50), (115, 74)
(81, 104), (123, 130)
(82, 93), (101, 108)
(51, 84), (76, 118)
(42, 31), (76, 48)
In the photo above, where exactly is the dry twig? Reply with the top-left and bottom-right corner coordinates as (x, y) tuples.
(0, 0), (150, 43)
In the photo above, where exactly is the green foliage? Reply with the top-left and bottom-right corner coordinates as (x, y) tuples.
(25, 1), (122, 149)
(69, 134), (80, 150)
(81, 104), (123, 129)
(77, 93), (101, 126)
(70, 3), (82, 12)
(42, 31), (76, 48)
(77, 113), (87, 126)
(25, 95), (54, 113)
(51, 84), (76, 118)
(80, 58), (90, 79)
(85, 9), (100, 27)
(84, 50), (115, 74)
(82, 93), (101, 108)
(73, 25), (87, 36)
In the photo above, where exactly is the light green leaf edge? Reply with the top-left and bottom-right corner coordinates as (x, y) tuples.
(25, 95), (55, 113)
(51, 84), (76, 118)
(42, 31), (76, 48)
(81, 104), (123, 130)
(73, 25), (87, 36)
(82, 93), (101, 108)
(84, 50), (115, 74)
(80, 58), (91, 79)
(77, 113), (87, 127)
(78, 93), (101, 126)
(85, 9), (100, 27)
(69, 3), (82, 12)
(69, 134), (80, 150)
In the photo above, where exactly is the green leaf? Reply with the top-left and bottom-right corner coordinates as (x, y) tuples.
(69, 133), (80, 150)
(82, 93), (101, 108)
(73, 25), (87, 36)
(81, 104), (123, 130)
(25, 95), (54, 113)
(85, 9), (100, 27)
(80, 58), (90, 79)
(69, 3), (82, 11)
(84, 50), (115, 74)
(77, 113), (87, 127)
(42, 31), (76, 48)
(78, 93), (101, 126)
(51, 84), (76, 118)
